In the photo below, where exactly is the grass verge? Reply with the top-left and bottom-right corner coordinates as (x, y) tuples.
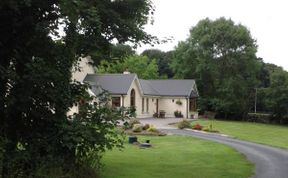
(101, 135), (253, 178)
(192, 119), (288, 149)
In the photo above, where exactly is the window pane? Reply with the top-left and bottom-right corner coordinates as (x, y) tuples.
(112, 97), (121, 108)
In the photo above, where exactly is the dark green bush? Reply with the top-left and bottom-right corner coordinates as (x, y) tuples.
(174, 110), (183, 118)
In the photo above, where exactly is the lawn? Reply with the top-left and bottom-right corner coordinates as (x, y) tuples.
(101, 136), (253, 178)
(192, 119), (288, 149)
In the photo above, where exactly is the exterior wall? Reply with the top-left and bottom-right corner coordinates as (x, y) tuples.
(137, 96), (158, 118)
(123, 78), (144, 117)
(69, 57), (95, 117)
(72, 56), (95, 82)
(67, 104), (79, 117)
(158, 97), (188, 118)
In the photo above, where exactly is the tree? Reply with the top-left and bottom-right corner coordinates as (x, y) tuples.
(98, 55), (159, 79)
(171, 17), (260, 118)
(265, 65), (288, 122)
(142, 49), (174, 78)
(91, 43), (136, 65)
(0, 0), (155, 176)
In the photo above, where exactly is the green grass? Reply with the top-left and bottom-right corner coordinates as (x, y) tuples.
(192, 119), (288, 149)
(101, 136), (253, 178)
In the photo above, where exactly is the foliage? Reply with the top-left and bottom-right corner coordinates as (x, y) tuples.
(97, 55), (160, 79)
(126, 118), (141, 129)
(177, 119), (191, 129)
(171, 17), (260, 119)
(254, 63), (288, 123)
(147, 125), (157, 132)
(142, 49), (174, 78)
(266, 70), (288, 122)
(0, 0), (156, 176)
(132, 124), (143, 132)
(174, 110), (183, 118)
(142, 124), (150, 130)
(191, 123), (203, 130)
(175, 100), (182, 105)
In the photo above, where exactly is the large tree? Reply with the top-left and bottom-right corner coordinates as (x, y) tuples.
(98, 55), (159, 79)
(142, 49), (174, 78)
(0, 0), (155, 176)
(171, 17), (260, 118)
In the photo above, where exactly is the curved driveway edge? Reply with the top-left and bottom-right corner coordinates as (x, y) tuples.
(138, 118), (288, 178)
(161, 129), (288, 178)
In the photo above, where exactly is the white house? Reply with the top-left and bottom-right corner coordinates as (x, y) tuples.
(69, 56), (199, 118)
(84, 73), (199, 118)
(67, 57), (96, 116)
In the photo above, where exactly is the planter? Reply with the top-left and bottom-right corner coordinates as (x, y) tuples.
(159, 110), (166, 118)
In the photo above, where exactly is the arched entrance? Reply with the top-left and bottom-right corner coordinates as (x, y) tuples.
(130, 89), (135, 107)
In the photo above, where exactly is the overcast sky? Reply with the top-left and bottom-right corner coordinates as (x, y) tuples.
(137, 0), (288, 70)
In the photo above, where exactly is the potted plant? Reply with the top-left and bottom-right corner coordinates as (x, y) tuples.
(176, 100), (182, 105)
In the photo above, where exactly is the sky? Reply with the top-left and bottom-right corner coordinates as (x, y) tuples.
(137, 0), (288, 70)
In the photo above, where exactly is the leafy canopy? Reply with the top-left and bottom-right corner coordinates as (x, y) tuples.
(98, 55), (160, 79)
(0, 0), (155, 177)
(171, 17), (260, 118)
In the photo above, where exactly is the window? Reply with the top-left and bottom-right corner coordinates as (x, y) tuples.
(146, 98), (149, 112)
(172, 99), (174, 102)
(130, 89), (135, 107)
(152, 98), (154, 102)
(142, 98), (144, 113)
(112, 97), (121, 108)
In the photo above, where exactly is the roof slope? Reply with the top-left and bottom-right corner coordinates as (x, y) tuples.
(84, 73), (198, 97)
(139, 79), (198, 97)
(83, 74), (136, 95)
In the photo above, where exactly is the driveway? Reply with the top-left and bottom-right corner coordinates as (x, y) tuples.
(138, 118), (288, 178)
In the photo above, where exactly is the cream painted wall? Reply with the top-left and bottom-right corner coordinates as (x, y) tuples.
(68, 56), (95, 117)
(159, 97), (188, 118)
(123, 78), (144, 117)
(72, 56), (95, 82)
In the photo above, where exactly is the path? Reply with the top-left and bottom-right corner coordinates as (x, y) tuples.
(138, 118), (288, 178)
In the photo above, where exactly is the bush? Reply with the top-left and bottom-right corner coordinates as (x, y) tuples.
(143, 124), (150, 130)
(177, 119), (191, 129)
(147, 125), (157, 132)
(174, 110), (183, 118)
(128, 118), (141, 129)
(132, 124), (143, 132)
(192, 123), (203, 130)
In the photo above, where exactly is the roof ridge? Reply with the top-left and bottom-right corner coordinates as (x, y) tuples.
(88, 73), (136, 76)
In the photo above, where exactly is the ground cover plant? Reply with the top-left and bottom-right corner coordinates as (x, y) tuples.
(193, 119), (288, 149)
(101, 136), (253, 178)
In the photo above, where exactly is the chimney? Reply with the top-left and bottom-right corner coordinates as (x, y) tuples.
(123, 68), (130, 74)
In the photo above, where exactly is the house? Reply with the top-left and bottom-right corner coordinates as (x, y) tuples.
(83, 73), (199, 118)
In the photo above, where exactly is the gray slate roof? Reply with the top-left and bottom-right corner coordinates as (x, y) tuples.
(84, 74), (136, 95)
(84, 73), (198, 97)
(139, 79), (198, 97)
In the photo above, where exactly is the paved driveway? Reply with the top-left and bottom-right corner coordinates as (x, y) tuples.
(138, 117), (185, 129)
(138, 118), (288, 178)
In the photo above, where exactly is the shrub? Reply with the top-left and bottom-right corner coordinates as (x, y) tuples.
(174, 110), (183, 118)
(177, 119), (191, 129)
(128, 118), (141, 129)
(143, 124), (150, 130)
(192, 123), (203, 130)
(147, 125), (157, 132)
(132, 124), (143, 132)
